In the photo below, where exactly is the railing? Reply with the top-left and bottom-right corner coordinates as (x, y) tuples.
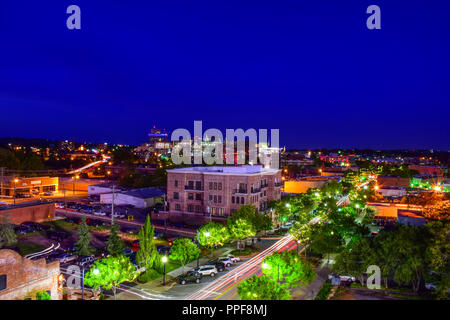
(185, 185), (204, 191)
(233, 188), (248, 194)
(251, 188), (261, 193)
(261, 184), (268, 189)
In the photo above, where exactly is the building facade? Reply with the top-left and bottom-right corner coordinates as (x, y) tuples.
(158, 165), (281, 223)
(0, 202), (55, 224)
(0, 249), (61, 300)
(0, 176), (58, 198)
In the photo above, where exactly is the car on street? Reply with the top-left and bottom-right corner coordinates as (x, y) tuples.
(177, 271), (202, 285)
(194, 265), (218, 277)
(42, 192), (53, 196)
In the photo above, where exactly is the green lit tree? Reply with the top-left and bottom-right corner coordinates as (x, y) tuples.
(107, 221), (125, 257)
(227, 216), (256, 250)
(84, 255), (138, 300)
(0, 212), (17, 249)
(75, 215), (94, 256)
(238, 275), (290, 300)
(136, 215), (158, 271)
(197, 221), (229, 248)
(170, 238), (201, 273)
(262, 251), (316, 288)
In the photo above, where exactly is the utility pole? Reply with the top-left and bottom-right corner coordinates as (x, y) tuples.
(0, 167), (4, 199)
(111, 185), (115, 225)
(62, 183), (67, 215)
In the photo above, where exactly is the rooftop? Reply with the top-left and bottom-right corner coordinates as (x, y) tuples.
(167, 165), (280, 175)
(123, 187), (165, 199)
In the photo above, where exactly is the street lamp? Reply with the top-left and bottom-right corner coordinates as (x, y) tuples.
(73, 175), (79, 195)
(162, 256), (168, 285)
(13, 178), (19, 205)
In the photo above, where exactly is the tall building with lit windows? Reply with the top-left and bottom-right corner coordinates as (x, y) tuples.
(156, 165), (281, 224)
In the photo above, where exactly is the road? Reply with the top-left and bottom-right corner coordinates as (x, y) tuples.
(185, 234), (298, 300)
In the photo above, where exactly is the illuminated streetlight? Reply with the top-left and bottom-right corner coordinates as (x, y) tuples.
(162, 256), (168, 285)
(93, 268), (99, 275)
(204, 231), (210, 237)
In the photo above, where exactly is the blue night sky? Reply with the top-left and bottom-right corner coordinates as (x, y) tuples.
(0, 1), (449, 149)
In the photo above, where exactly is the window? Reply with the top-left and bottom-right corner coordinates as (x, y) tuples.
(209, 195), (213, 201)
(214, 182), (217, 190)
(195, 205), (201, 213)
(187, 205), (194, 212)
(241, 197), (244, 204)
(209, 182), (213, 190)
(231, 196), (235, 204)
(218, 182), (222, 190)
(0, 275), (6, 291)
(188, 193), (194, 200)
(195, 181), (202, 190)
(175, 204), (181, 211)
(174, 180), (178, 187)
(173, 192), (179, 200)
(218, 195), (222, 203)
(195, 193), (202, 201)
(214, 195), (217, 203)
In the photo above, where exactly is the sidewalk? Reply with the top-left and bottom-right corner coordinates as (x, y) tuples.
(290, 263), (331, 300)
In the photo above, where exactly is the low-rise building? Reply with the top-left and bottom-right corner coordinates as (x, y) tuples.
(0, 201), (55, 224)
(0, 176), (58, 198)
(0, 249), (61, 300)
(283, 176), (341, 194)
(100, 187), (165, 209)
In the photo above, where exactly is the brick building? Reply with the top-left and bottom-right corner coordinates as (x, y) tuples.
(155, 165), (281, 223)
(0, 249), (61, 300)
(0, 201), (55, 225)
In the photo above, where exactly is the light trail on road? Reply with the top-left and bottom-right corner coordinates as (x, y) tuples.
(185, 234), (295, 300)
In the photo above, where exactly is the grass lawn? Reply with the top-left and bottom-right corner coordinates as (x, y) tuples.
(15, 242), (47, 256)
(42, 219), (78, 232)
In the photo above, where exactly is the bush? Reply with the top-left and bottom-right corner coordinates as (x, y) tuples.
(315, 281), (332, 300)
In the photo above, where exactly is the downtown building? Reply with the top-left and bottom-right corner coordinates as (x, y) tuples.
(153, 165), (282, 224)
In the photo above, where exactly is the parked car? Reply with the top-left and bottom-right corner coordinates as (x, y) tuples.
(77, 256), (96, 267)
(15, 225), (34, 234)
(205, 260), (225, 272)
(112, 212), (125, 219)
(55, 253), (78, 264)
(194, 265), (218, 277)
(328, 274), (356, 283)
(93, 210), (106, 216)
(222, 254), (241, 263)
(42, 192), (53, 196)
(177, 271), (202, 285)
(217, 257), (234, 267)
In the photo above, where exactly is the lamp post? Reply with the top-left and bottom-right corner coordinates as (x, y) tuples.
(162, 256), (168, 285)
(13, 178), (19, 205)
(73, 175), (79, 195)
